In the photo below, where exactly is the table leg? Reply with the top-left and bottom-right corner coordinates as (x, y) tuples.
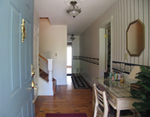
(116, 110), (120, 117)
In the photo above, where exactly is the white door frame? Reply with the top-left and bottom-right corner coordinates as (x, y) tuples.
(99, 16), (113, 77)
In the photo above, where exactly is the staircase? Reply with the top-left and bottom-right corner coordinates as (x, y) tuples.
(39, 68), (49, 82)
(39, 54), (49, 82)
(38, 54), (54, 95)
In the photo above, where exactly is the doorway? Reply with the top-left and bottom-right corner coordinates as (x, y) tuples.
(105, 23), (111, 73)
(67, 42), (72, 75)
(99, 21), (112, 77)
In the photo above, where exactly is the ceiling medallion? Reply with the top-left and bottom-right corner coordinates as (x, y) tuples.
(65, 0), (83, 6)
(66, 1), (82, 18)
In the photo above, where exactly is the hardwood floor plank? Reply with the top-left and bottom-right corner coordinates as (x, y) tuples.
(35, 77), (93, 117)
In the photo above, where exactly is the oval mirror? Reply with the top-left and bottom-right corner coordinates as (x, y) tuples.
(126, 19), (145, 56)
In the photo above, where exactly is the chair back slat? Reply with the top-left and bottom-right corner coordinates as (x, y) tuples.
(97, 94), (104, 107)
(93, 84), (108, 117)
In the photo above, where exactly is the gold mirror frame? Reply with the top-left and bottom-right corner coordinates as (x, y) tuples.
(126, 19), (145, 56)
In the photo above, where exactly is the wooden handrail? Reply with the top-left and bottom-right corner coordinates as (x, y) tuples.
(39, 54), (48, 62)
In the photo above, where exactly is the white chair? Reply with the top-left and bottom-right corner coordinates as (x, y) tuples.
(93, 84), (109, 117)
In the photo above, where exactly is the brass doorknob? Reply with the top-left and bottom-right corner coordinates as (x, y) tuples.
(32, 81), (35, 88)
(31, 81), (38, 103)
(31, 70), (35, 78)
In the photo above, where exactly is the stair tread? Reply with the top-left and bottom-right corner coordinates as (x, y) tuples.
(39, 69), (49, 82)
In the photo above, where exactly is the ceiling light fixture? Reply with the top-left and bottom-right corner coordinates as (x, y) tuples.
(70, 34), (75, 41)
(66, 1), (81, 18)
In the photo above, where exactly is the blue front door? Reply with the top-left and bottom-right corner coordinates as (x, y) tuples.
(0, 0), (35, 117)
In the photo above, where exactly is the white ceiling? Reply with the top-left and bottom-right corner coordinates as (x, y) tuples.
(34, 0), (117, 35)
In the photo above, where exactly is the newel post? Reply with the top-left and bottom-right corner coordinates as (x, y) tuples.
(47, 59), (53, 95)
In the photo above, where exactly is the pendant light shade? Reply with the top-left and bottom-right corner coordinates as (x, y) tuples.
(70, 34), (75, 41)
(66, 1), (81, 18)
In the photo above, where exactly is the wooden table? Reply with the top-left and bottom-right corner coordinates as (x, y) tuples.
(93, 77), (141, 117)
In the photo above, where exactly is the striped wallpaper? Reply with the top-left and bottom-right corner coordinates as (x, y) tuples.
(112, 0), (150, 66)
(80, 0), (150, 81)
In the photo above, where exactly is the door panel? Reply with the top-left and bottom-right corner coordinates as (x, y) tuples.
(10, 3), (22, 95)
(25, 20), (31, 82)
(27, 94), (33, 117)
(25, 0), (32, 12)
(15, 108), (23, 117)
(0, 0), (34, 117)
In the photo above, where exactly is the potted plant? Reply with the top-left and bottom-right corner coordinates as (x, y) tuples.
(131, 66), (150, 117)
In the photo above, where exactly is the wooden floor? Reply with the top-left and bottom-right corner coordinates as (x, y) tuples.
(35, 76), (93, 117)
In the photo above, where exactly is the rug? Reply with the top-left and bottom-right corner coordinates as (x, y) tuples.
(71, 74), (90, 89)
(45, 113), (87, 117)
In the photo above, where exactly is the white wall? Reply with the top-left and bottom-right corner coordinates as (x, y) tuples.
(39, 19), (67, 85)
(80, 0), (150, 84)
(67, 35), (80, 73)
